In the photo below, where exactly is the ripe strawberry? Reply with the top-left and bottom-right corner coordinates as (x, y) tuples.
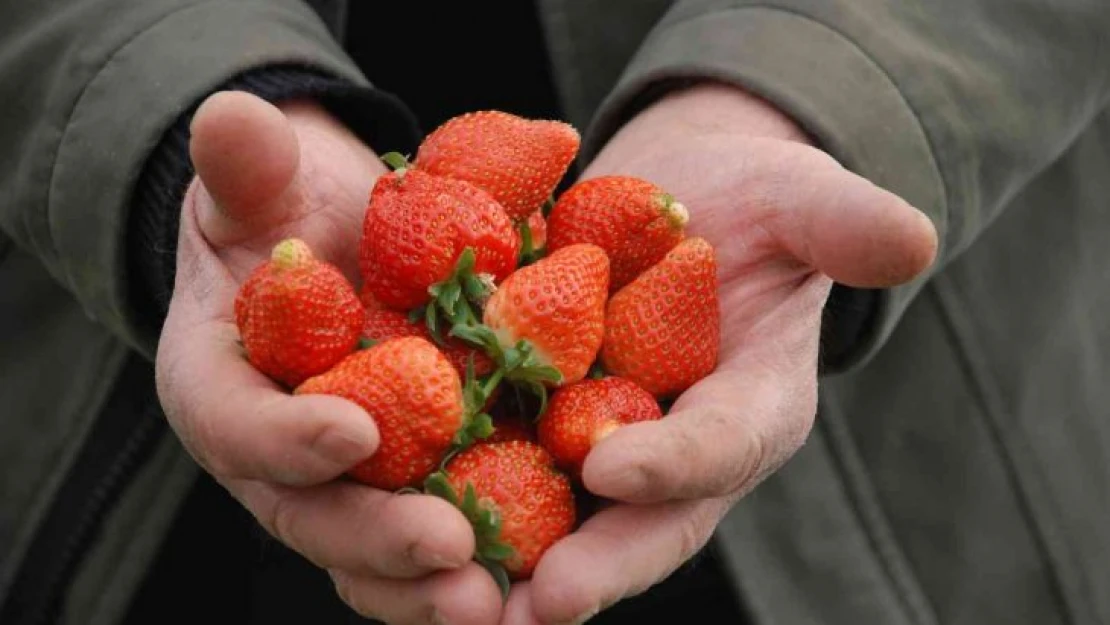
(363, 306), (495, 379)
(296, 336), (478, 491)
(547, 176), (688, 292)
(360, 167), (519, 311)
(359, 282), (385, 310)
(235, 238), (363, 388)
(474, 244), (609, 386)
(537, 377), (662, 479)
(602, 237), (720, 398)
(415, 111), (580, 221)
(426, 441), (575, 582)
(526, 210), (547, 250)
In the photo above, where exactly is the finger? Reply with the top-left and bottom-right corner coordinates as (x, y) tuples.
(233, 480), (474, 579)
(529, 499), (730, 625)
(156, 315), (377, 486)
(583, 277), (824, 504)
(582, 367), (806, 503)
(331, 562), (503, 625)
(501, 583), (542, 625)
(765, 150), (939, 288)
(189, 91), (302, 246)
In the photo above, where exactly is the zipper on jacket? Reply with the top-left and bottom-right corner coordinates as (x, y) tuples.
(0, 357), (166, 625)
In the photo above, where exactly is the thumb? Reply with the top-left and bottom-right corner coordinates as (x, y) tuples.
(775, 159), (940, 288)
(189, 91), (301, 247)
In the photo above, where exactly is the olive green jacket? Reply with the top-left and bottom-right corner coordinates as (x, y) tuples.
(1, 1), (1107, 623)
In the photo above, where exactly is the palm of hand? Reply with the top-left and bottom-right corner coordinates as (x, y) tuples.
(503, 103), (936, 624)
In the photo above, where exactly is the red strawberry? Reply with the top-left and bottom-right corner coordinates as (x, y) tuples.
(359, 282), (385, 310)
(415, 111), (580, 221)
(477, 244), (609, 386)
(363, 307), (496, 378)
(360, 167), (519, 311)
(547, 176), (688, 292)
(537, 377), (662, 479)
(526, 210), (547, 250)
(296, 336), (474, 490)
(602, 237), (720, 398)
(235, 238), (363, 388)
(427, 441), (575, 581)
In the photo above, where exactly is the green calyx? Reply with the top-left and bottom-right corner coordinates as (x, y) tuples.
(449, 324), (562, 418)
(380, 151), (412, 174)
(423, 472), (514, 600)
(427, 248), (493, 331)
(442, 356), (499, 466)
(517, 219), (545, 267)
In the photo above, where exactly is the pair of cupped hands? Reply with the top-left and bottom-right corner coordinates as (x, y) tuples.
(155, 83), (936, 625)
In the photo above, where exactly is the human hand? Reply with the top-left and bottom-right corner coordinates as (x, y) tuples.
(155, 91), (502, 624)
(501, 84), (938, 623)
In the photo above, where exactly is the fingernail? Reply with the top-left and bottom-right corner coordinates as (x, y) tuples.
(411, 543), (466, 570)
(315, 423), (375, 467)
(431, 608), (450, 625)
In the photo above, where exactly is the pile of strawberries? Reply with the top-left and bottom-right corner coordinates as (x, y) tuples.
(234, 111), (720, 592)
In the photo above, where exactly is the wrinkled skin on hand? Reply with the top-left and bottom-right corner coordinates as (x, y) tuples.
(154, 86), (935, 625)
(156, 92), (501, 625)
(499, 84), (937, 625)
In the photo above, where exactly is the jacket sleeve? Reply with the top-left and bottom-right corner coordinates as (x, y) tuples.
(0, 0), (415, 358)
(584, 0), (1110, 371)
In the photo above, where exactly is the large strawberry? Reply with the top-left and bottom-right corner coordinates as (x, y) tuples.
(415, 111), (580, 221)
(425, 441), (575, 587)
(537, 377), (662, 479)
(547, 176), (688, 292)
(235, 238), (363, 388)
(360, 165), (519, 311)
(602, 237), (720, 398)
(296, 336), (490, 490)
(457, 244), (609, 393)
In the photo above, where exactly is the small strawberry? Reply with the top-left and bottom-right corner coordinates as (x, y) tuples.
(457, 244), (609, 392)
(363, 306), (496, 379)
(537, 377), (662, 479)
(296, 336), (491, 490)
(235, 238), (363, 388)
(415, 111), (580, 221)
(517, 209), (548, 266)
(547, 176), (688, 292)
(425, 441), (575, 587)
(602, 237), (720, 398)
(360, 165), (519, 311)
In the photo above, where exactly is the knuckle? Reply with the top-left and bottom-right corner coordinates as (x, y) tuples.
(330, 572), (371, 618)
(731, 420), (768, 495)
(675, 503), (718, 563)
(266, 492), (300, 551)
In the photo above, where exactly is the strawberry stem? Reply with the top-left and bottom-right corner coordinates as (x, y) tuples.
(449, 323), (561, 420)
(517, 220), (544, 267)
(422, 471), (515, 600)
(426, 248), (492, 337)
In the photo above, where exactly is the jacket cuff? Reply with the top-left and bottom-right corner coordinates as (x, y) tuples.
(130, 65), (419, 339)
(49, 0), (417, 361)
(584, 6), (948, 372)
